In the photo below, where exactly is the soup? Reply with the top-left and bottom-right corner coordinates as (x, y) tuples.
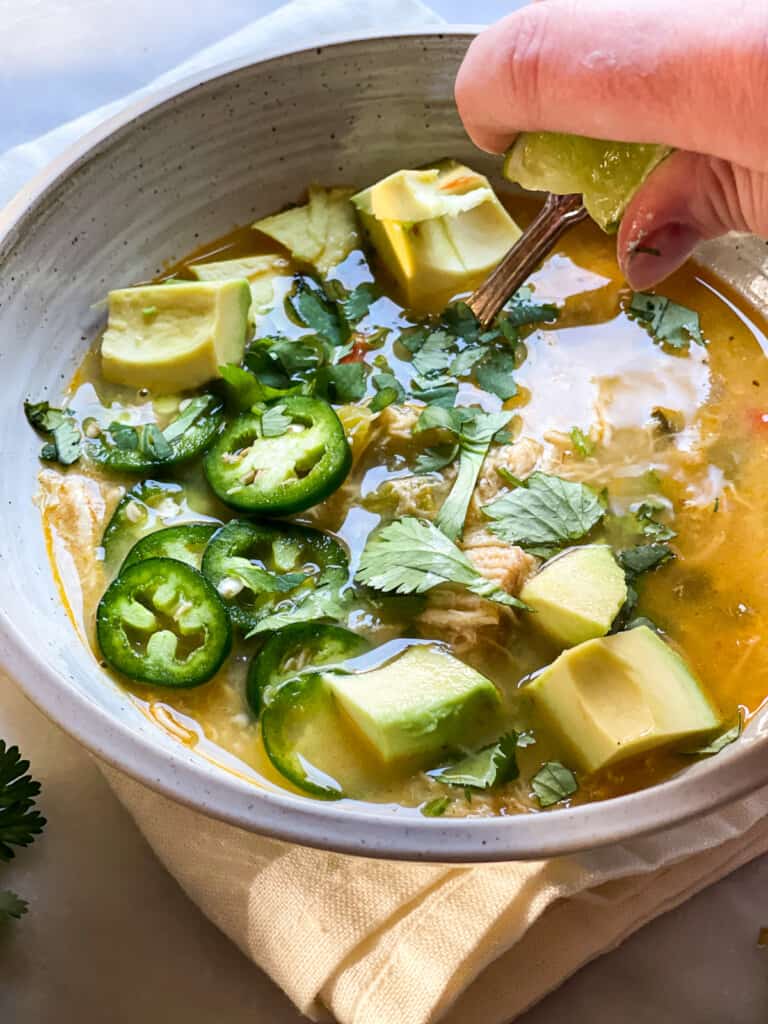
(29, 163), (768, 818)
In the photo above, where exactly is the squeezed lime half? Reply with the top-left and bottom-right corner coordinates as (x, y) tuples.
(503, 132), (671, 232)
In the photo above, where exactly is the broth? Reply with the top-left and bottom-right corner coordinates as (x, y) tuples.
(38, 194), (768, 817)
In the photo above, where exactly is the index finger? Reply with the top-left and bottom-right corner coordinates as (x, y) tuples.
(455, 0), (768, 170)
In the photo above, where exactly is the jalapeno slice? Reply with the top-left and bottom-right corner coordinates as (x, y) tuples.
(122, 523), (218, 572)
(201, 519), (348, 633)
(87, 394), (224, 474)
(260, 673), (345, 800)
(247, 622), (370, 716)
(96, 557), (231, 687)
(203, 396), (352, 514)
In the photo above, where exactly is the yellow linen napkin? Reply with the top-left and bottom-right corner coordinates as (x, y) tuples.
(103, 766), (768, 1024)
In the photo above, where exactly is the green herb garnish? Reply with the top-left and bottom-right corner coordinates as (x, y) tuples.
(421, 797), (451, 817)
(630, 293), (704, 350)
(531, 762), (578, 807)
(483, 472), (605, 557)
(356, 517), (528, 610)
(24, 400), (82, 465)
(431, 732), (521, 790)
(682, 713), (743, 756)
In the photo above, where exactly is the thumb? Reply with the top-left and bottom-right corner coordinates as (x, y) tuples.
(618, 150), (768, 289)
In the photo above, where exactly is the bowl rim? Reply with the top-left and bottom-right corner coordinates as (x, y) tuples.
(3, 28), (768, 862)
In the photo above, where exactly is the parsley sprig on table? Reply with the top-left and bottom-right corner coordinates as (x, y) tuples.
(0, 740), (46, 924)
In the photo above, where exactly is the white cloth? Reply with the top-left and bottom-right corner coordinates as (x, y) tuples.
(4, 3), (768, 1022)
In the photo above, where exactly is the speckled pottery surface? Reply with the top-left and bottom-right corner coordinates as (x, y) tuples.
(1, 30), (768, 862)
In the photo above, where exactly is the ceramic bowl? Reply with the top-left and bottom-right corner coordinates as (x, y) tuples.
(2, 30), (768, 861)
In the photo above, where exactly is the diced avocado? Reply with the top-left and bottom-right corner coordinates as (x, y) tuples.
(101, 279), (251, 392)
(527, 626), (722, 773)
(325, 644), (501, 764)
(189, 254), (291, 319)
(252, 186), (360, 275)
(352, 161), (521, 307)
(521, 545), (628, 648)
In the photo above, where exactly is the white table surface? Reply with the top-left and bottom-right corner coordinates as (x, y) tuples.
(2, 2), (768, 1021)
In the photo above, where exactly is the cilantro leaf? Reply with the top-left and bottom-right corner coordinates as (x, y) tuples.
(260, 403), (293, 438)
(474, 350), (518, 400)
(450, 346), (486, 376)
(505, 286), (558, 327)
(618, 543), (673, 576)
(288, 280), (346, 346)
(355, 517), (527, 609)
(412, 380), (458, 408)
(531, 762), (578, 807)
(339, 282), (378, 323)
(162, 395), (213, 443)
(0, 740), (46, 862)
(436, 410), (511, 541)
(370, 372), (405, 412)
(484, 472), (605, 556)
(247, 584), (352, 635)
(0, 889), (28, 922)
(440, 301), (486, 343)
(431, 732), (521, 789)
(24, 400), (67, 433)
(220, 364), (271, 411)
(137, 424), (173, 461)
(569, 426), (594, 458)
(316, 362), (368, 403)
(411, 329), (455, 378)
(630, 293), (704, 349)
(421, 797), (450, 817)
(414, 444), (460, 474)
(106, 421), (139, 451)
(682, 713), (743, 756)
(25, 400), (82, 465)
(224, 557), (306, 596)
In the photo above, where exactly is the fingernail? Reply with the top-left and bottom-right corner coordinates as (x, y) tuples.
(621, 223), (703, 290)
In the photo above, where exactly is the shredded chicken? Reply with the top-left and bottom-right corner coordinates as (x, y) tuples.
(417, 586), (515, 657)
(375, 402), (422, 446)
(468, 437), (542, 520)
(37, 469), (120, 611)
(461, 527), (538, 594)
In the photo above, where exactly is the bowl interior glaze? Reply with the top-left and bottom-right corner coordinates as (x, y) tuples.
(1, 31), (768, 861)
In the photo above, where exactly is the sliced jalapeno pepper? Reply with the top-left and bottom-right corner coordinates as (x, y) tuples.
(203, 396), (351, 514)
(201, 519), (348, 633)
(247, 622), (370, 716)
(87, 394), (224, 474)
(122, 523), (218, 573)
(96, 557), (232, 687)
(260, 672), (345, 800)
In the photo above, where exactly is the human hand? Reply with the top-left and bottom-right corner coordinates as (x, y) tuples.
(455, 0), (768, 289)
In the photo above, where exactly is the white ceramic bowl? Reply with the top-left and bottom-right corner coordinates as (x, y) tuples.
(2, 30), (768, 861)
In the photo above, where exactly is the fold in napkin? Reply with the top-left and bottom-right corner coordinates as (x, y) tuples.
(105, 767), (768, 1024)
(6, 1), (768, 1021)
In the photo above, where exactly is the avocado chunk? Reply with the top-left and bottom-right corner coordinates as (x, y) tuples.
(527, 626), (722, 773)
(521, 545), (627, 648)
(352, 161), (521, 307)
(101, 279), (251, 392)
(253, 185), (360, 275)
(325, 644), (501, 765)
(189, 254), (291, 320)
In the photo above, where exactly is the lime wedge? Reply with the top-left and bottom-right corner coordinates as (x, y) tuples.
(503, 132), (671, 232)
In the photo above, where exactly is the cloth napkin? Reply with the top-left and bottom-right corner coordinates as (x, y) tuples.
(5, 2), (768, 1022)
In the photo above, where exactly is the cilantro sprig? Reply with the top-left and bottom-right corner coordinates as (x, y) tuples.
(355, 517), (527, 610)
